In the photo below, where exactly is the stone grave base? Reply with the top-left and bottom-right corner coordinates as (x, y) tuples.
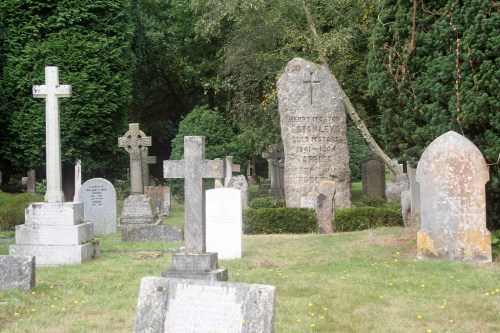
(14, 223), (95, 246)
(120, 194), (158, 224)
(162, 252), (228, 282)
(121, 224), (183, 242)
(9, 243), (99, 266)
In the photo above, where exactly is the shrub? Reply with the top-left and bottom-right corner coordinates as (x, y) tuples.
(0, 191), (43, 231)
(334, 206), (403, 232)
(243, 208), (317, 234)
(248, 197), (286, 209)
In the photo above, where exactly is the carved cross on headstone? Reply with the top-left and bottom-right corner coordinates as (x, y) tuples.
(163, 136), (224, 253)
(118, 123), (152, 195)
(303, 69), (320, 104)
(33, 66), (72, 203)
(141, 147), (157, 186)
(262, 144), (284, 197)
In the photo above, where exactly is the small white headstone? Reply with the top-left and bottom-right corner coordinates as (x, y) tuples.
(206, 188), (242, 259)
(78, 178), (117, 234)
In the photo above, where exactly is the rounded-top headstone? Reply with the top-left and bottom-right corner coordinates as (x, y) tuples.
(277, 57), (351, 208)
(78, 178), (117, 234)
(416, 131), (491, 262)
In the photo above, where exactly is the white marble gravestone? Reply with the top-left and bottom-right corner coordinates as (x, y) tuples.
(277, 58), (351, 208)
(206, 188), (242, 259)
(416, 131), (491, 262)
(78, 178), (117, 234)
(9, 66), (99, 266)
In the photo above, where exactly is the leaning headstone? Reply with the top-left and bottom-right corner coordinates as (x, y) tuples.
(9, 66), (99, 266)
(162, 136), (227, 281)
(206, 188), (242, 259)
(0, 255), (35, 291)
(316, 180), (335, 233)
(362, 153), (386, 198)
(227, 175), (249, 209)
(416, 131), (491, 262)
(134, 277), (276, 333)
(78, 178), (117, 234)
(278, 57), (351, 208)
(27, 170), (36, 194)
(118, 124), (157, 224)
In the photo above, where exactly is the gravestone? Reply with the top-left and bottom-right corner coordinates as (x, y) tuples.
(278, 58), (351, 208)
(227, 175), (249, 209)
(0, 255), (35, 291)
(144, 185), (171, 217)
(134, 277), (276, 333)
(73, 159), (81, 201)
(162, 136), (227, 281)
(262, 144), (284, 198)
(224, 156), (241, 187)
(9, 66), (99, 266)
(416, 131), (491, 262)
(122, 224), (183, 242)
(407, 166), (420, 226)
(246, 156), (257, 184)
(141, 147), (156, 186)
(316, 180), (335, 233)
(362, 153), (386, 198)
(78, 178), (117, 234)
(206, 188), (242, 259)
(385, 173), (409, 202)
(118, 123), (157, 224)
(27, 170), (36, 194)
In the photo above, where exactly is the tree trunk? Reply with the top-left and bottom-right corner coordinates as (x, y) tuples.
(302, 0), (402, 176)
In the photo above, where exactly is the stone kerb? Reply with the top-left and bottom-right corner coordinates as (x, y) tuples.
(277, 57), (351, 209)
(78, 178), (117, 234)
(134, 277), (276, 333)
(416, 131), (491, 262)
(206, 188), (242, 259)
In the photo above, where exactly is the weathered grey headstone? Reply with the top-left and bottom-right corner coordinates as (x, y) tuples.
(0, 255), (35, 291)
(9, 66), (99, 266)
(278, 58), (351, 208)
(134, 277), (276, 333)
(385, 173), (409, 202)
(401, 189), (412, 227)
(227, 175), (249, 209)
(362, 154), (386, 198)
(262, 144), (284, 198)
(78, 178), (117, 234)
(416, 131), (491, 262)
(144, 185), (171, 217)
(316, 180), (335, 233)
(121, 224), (183, 242)
(118, 124), (157, 224)
(206, 188), (242, 259)
(162, 136), (227, 281)
(27, 169), (36, 194)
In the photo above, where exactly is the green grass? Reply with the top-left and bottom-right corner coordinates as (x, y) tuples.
(0, 227), (498, 333)
(161, 202), (185, 227)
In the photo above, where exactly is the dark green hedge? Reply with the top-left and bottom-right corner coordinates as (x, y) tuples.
(334, 206), (403, 232)
(243, 208), (317, 234)
(248, 197), (286, 209)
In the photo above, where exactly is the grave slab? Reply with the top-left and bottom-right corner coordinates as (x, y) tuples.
(0, 255), (35, 291)
(121, 224), (183, 242)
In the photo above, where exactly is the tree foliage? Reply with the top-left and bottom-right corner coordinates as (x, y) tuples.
(368, 0), (499, 227)
(0, 0), (135, 178)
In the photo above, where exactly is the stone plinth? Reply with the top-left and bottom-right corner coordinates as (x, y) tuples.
(278, 58), (351, 208)
(0, 255), (35, 291)
(121, 224), (183, 242)
(120, 194), (157, 224)
(416, 131), (491, 262)
(9, 202), (100, 266)
(162, 253), (228, 282)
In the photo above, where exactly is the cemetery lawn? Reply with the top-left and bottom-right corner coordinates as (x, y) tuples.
(1, 227), (499, 332)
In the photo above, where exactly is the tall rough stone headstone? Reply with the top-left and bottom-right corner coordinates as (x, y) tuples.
(134, 277), (276, 333)
(227, 175), (249, 209)
(118, 123), (157, 224)
(278, 58), (351, 208)
(362, 153), (386, 198)
(78, 178), (117, 234)
(206, 188), (242, 259)
(416, 131), (491, 262)
(162, 136), (227, 281)
(316, 180), (335, 233)
(9, 66), (99, 266)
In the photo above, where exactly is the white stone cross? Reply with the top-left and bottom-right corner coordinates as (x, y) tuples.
(33, 66), (72, 203)
(163, 136), (224, 253)
(118, 123), (152, 195)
